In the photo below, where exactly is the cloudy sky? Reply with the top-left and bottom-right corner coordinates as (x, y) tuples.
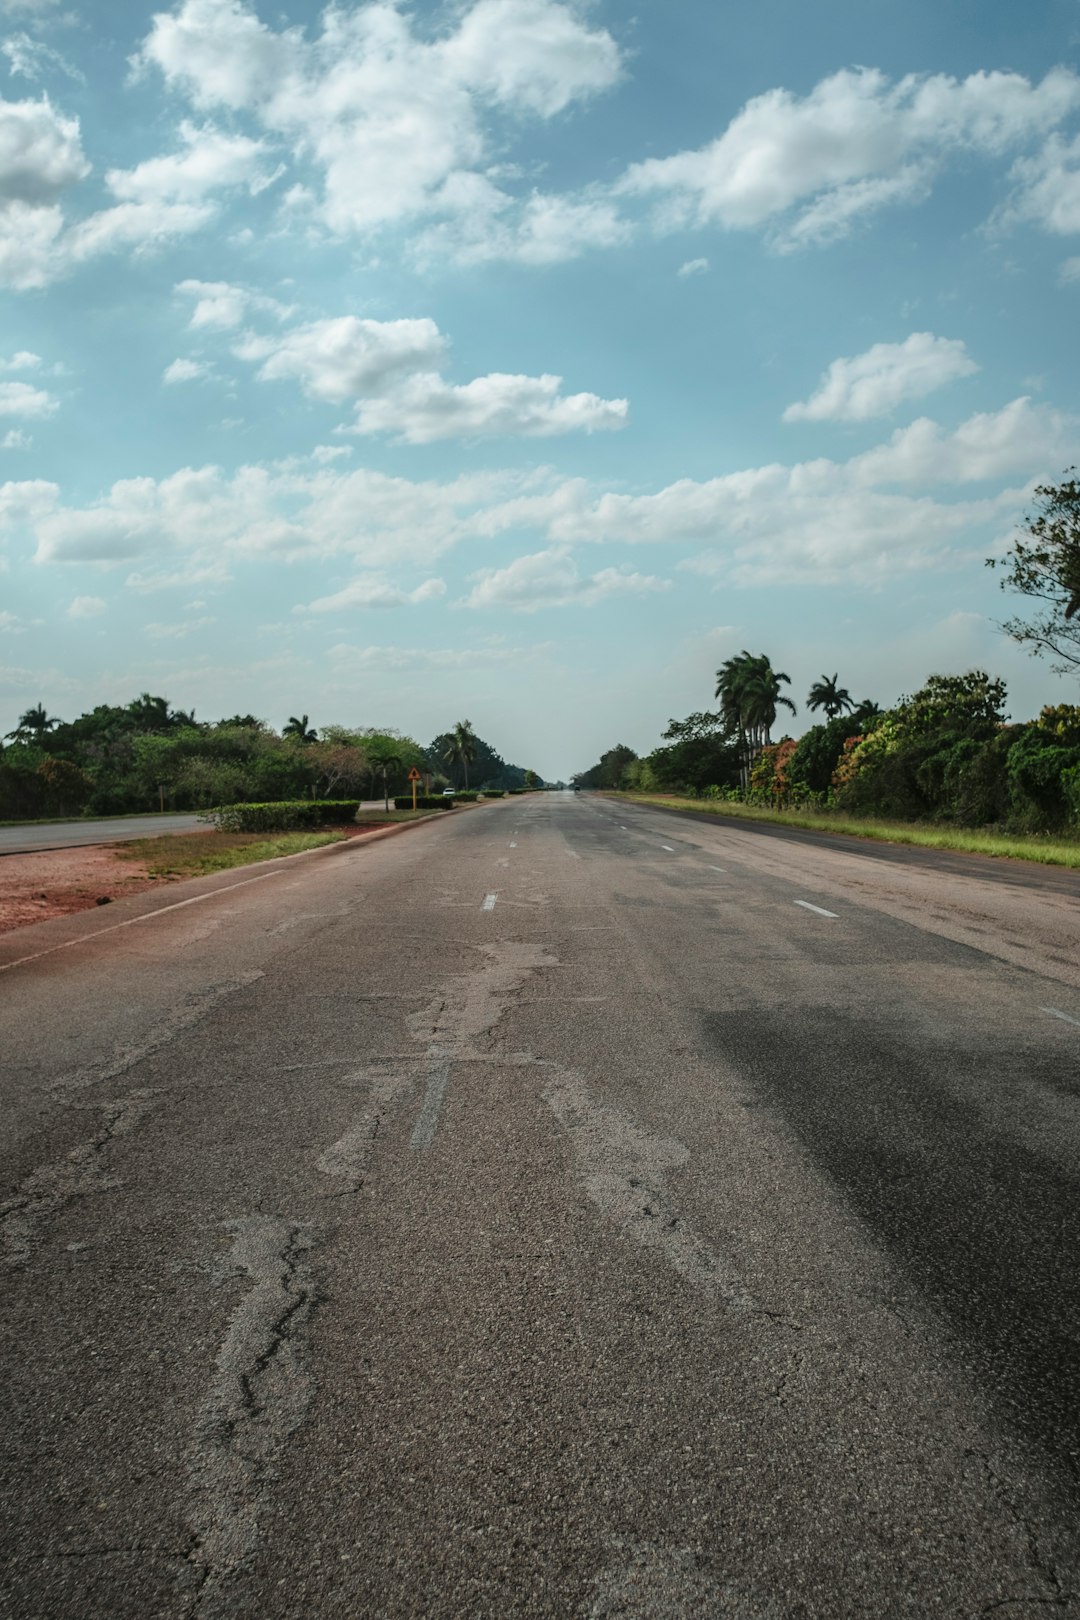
(1, 0), (1079, 778)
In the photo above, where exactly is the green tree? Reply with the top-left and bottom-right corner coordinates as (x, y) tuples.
(988, 472), (1080, 672)
(5, 703), (60, 744)
(715, 651), (796, 787)
(443, 719), (478, 789)
(807, 674), (855, 720)
(283, 714), (318, 743)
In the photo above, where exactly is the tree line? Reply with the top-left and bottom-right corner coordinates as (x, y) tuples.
(0, 700), (539, 819)
(574, 476), (1080, 834)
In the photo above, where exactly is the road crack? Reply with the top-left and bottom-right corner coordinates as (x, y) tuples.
(183, 1216), (320, 1614)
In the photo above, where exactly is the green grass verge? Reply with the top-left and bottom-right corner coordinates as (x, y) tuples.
(353, 808), (444, 823)
(116, 829), (348, 879)
(609, 792), (1080, 870)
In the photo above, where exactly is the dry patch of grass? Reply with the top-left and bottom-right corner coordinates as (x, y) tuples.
(116, 828), (351, 879)
(614, 793), (1080, 870)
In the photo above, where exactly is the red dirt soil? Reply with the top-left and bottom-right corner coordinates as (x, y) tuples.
(0, 825), (388, 938)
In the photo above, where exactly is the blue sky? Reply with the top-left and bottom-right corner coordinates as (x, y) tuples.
(1, 0), (1079, 779)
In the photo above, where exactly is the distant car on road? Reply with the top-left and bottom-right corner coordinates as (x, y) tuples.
(442, 788), (455, 797)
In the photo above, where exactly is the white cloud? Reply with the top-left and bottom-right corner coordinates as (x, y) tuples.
(677, 257), (709, 277)
(2, 33), (83, 83)
(163, 357), (211, 385)
(8, 395), (1069, 592)
(464, 547), (669, 610)
(304, 574), (446, 611)
(1060, 256), (1080, 284)
(415, 187), (631, 267)
(175, 276), (293, 329)
(999, 132), (1080, 235)
(66, 594), (105, 618)
(0, 114), (278, 288)
(618, 66), (1080, 247)
(0, 607), (38, 629)
(0, 377), (55, 415)
(137, 0), (623, 237)
(326, 639), (537, 671)
(230, 311), (626, 440)
(234, 315), (445, 403)
(1, 427), (30, 448)
(0, 93), (86, 201)
(351, 371), (628, 443)
(0, 349), (40, 369)
(783, 333), (978, 423)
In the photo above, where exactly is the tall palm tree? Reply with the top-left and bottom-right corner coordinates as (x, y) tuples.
(715, 652), (796, 787)
(5, 703), (59, 744)
(807, 673), (855, 720)
(443, 719), (477, 790)
(283, 714), (317, 743)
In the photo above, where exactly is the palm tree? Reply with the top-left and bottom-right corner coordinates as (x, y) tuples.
(715, 652), (796, 788)
(807, 674), (855, 720)
(5, 703), (59, 744)
(443, 719), (477, 790)
(283, 714), (317, 743)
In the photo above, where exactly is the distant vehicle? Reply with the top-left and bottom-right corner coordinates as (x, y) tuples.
(442, 788), (455, 797)
(573, 785), (580, 792)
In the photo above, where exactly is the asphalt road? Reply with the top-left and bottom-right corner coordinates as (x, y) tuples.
(2, 792), (1079, 1618)
(0, 813), (205, 854)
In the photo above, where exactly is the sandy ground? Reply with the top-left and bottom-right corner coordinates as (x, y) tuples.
(0, 842), (165, 935)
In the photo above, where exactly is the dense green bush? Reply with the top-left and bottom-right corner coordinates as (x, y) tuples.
(393, 796), (453, 810)
(206, 800), (360, 832)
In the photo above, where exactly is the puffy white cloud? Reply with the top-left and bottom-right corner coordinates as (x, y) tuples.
(351, 371), (627, 443)
(464, 547), (669, 610)
(846, 396), (1072, 486)
(417, 188), (631, 267)
(0, 93), (87, 201)
(143, 615), (216, 638)
(137, 0), (623, 236)
(162, 357), (211, 384)
(441, 0), (621, 116)
(229, 310), (626, 440)
(0, 114), (278, 288)
(175, 276), (293, 329)
(999, 132), (1080, 235)
(783, 333), (978, 423)
(66, 595), (105, 618)
(0, 349), (40, 370)
(5, 394), (1068, 592)
(326, 639), (538, 671)
(618, 66), (1080, 246)
(234, 315), (446, 403)
(303, 574), (446, 612)
(0, 377), (55, 416)
(104, 121), (272, 206)
(677, 257), (709, 277)
(1, 428), (30, 449)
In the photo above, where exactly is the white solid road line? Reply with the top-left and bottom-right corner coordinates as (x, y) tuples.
(795, 900), (839, 919)
(0, 868), (287, 975)
(482, 893), (498, 911)
(509, 841), (518, 848)
(709, 866), (726, 873)
(661, 844), (675, 852)
(1042, 1006), (1080, 1028)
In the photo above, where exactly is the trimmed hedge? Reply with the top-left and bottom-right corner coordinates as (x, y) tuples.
(393, 795), (454, 810)
(453, 790), (480, 802)
(481, 789), (505, 798)
(206, 799), (360, 832)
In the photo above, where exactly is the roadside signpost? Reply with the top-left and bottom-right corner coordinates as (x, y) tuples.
(408, 765), (422, 810)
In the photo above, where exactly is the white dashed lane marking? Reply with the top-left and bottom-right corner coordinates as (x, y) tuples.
(1042, 1006), (1080, 1028)
(661, 845), (675, 852)
(794, 900), (838, 919)
(481, 893), (498, 911)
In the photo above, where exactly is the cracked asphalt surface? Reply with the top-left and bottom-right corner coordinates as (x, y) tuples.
(2, 791), (1079, 1618)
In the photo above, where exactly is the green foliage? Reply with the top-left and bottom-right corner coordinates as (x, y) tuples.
(787, 714), (865, 799)
(428, 726), (527, 791)
(574, 744), (638, 790)
(988, 472), (1080, 672)
(207, 800), (360, 832)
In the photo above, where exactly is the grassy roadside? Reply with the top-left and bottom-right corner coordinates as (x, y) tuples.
(608, 792), (1080, 870)
(115, 828), (353, 879)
